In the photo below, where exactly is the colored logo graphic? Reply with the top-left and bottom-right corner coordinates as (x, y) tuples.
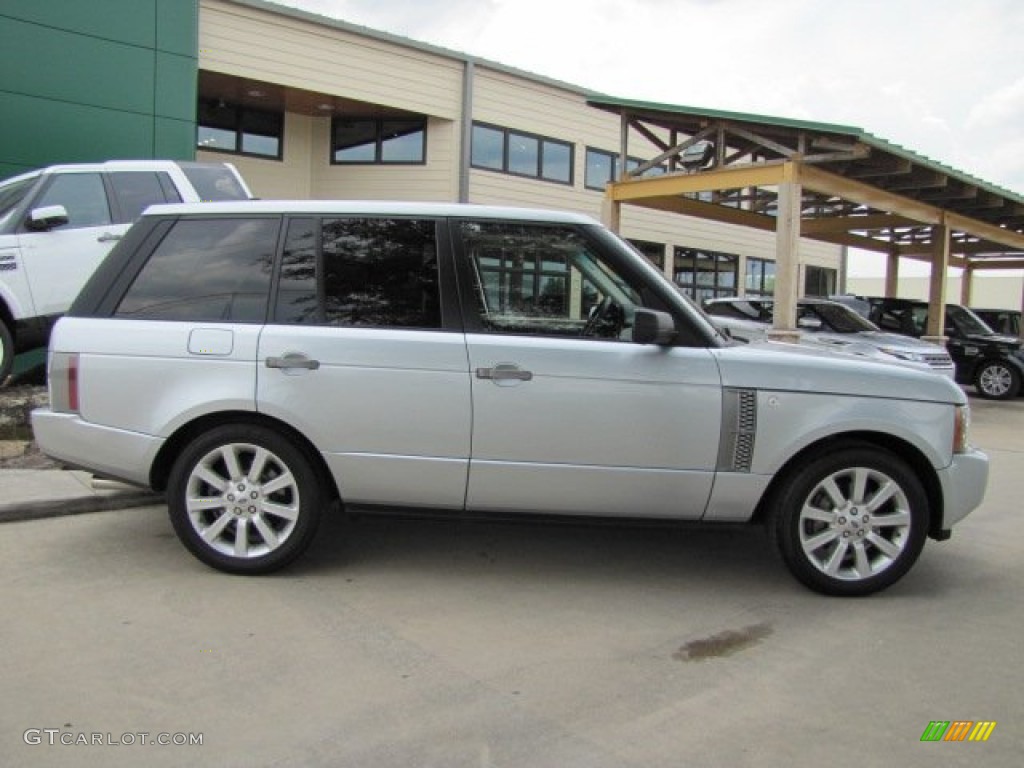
(920, 721), (996, 742)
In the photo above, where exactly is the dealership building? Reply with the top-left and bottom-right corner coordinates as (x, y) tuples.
(2, 0), (1022, 320)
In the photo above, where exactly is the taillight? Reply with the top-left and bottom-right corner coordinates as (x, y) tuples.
(50, 352), (80, 415)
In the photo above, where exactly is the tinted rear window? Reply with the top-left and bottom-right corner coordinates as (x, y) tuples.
(179, 164), (250, 201)
(115, 217), (276, 322)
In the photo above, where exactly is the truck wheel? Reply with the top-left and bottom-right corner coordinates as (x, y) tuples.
(167, 424), (325, 574)
(0, 320), (13, 384)
(974, 360), (1020, 400)
(769, 445), (929, 596)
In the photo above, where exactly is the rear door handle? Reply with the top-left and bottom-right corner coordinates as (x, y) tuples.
(266, 353), (320, 371)
(97, 232), (123, 243)
(476, 364), (533, 382)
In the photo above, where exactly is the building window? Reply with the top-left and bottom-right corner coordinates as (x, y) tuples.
(584, 148), (667, 190)
(470, 122), (573, 185)
(745, 257), (776, 297)
(674, 247), (737, 304)
(804, 265), (837, 297)
(197, 101), (283, 159)
(628, 239), (665, 270)
(331, 118), (427, 164)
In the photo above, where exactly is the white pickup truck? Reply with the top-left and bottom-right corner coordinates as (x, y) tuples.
(0, 160), (252, 381)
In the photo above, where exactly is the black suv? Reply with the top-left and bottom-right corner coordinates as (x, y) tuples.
(838, 296), (1024, 399)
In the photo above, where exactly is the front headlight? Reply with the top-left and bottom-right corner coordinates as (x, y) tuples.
(878, 346), (926, 363)
(953, 404), (971, 454)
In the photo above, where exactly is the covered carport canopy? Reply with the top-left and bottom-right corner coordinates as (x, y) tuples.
(589, 96), (1024, 340)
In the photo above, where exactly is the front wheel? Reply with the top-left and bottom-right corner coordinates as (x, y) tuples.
(769, 446), (929, 596)
(974, 360), (1020, 400)
(167, 424), (325, 574)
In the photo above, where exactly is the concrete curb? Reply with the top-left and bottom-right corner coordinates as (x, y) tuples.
(0, 490), (164, 523)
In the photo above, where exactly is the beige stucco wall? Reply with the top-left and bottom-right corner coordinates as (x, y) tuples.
(198, 0), (844, 291)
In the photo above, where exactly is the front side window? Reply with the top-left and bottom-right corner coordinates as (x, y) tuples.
(458, 220), (645, 339)
(273, 217), (440, 329)
(331, 118), (426, 164)
(197, 101), (283, 159)
(471, 123), (574, 185)
(115, 218), (276, 322)
(33, 173), (111, 229)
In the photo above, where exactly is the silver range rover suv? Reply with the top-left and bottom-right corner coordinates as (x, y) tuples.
(32, 201), (989, 596)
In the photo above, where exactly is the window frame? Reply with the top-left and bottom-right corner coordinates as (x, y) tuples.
(584, 147), (667, 191)
(673, 247), (739, 304)
(470, 122), (574, 186)
(197, 101), (284, 161)
(744, 256), (776, 297)
(330, 117), (428, 166)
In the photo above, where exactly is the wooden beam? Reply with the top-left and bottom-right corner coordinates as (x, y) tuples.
(801, 213), (920, 234)
(627, 124), (717, 178)
(626, 195), (776, 232)
(848, 158), (913, 178)
(628, 119), (670, 153)
(610, 161), (791, 200)
(724, 123), (796, 159)
(797, 164), (943, 225)
(946, 212), (1024, 251)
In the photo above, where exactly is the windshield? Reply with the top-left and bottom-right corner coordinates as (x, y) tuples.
(948, 304), (995, 336)
(810, 302), (879, 333)
(0, 176), (38, 229)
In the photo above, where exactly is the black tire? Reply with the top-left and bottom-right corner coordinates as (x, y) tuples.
(0, 319), (13, 384)
(769, 445), (929, 596)
(974, 360), (1020, 400)
(167, 424), (325, 574)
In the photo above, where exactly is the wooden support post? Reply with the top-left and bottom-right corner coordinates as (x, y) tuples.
(924, 223), (950, 342)
(960, 263), (973, 306)
(884, 247), (900, 297)
(769, 171), (801, 343)
(601, 195), (621, 234)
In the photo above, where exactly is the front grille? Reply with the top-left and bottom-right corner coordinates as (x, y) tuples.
(923, 353), (953, 368)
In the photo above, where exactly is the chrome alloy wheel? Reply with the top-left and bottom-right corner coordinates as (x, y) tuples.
(184, 442), (300, 559)
(978, 364), (1014, 398)
(797, 466), (912, 582)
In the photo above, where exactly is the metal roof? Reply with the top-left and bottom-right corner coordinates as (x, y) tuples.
(588, 95), (1024, 263)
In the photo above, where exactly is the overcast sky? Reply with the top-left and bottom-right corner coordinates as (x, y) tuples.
(278, 0), (1023, 275)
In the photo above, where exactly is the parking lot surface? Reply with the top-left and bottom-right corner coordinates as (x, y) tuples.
(2, 397), (1022, 767)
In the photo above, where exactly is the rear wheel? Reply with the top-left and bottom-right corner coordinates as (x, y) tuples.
(974, 360), (1020, 400)
(167, 424), (325, 574)
(769, 445), (929, 596)
(0, 319), (13, 384)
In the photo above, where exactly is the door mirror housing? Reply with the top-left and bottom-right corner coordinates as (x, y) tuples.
(27, 205), (70, 231)
(633, 308), (676, 345)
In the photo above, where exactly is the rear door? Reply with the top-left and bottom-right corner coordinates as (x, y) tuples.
(256, 216), (471, 509)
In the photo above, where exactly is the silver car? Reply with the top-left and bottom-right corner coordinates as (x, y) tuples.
(32, 201), (988, 596)
(705, 297), (956, 378)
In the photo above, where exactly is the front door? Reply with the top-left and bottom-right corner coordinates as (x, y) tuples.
(453, 219), (722, 519)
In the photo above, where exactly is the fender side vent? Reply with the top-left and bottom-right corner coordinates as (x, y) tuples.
(717, 388), (757, 472)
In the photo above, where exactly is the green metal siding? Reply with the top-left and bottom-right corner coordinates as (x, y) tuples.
(0, 0), (198, 180)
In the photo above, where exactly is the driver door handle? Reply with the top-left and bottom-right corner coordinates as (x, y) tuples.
(476, 364), (533, 382)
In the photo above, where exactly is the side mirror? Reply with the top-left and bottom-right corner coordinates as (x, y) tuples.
(26, 205), (69, 232)
(633, 308), (676, 345)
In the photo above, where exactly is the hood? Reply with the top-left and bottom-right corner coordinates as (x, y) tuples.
(964, 332), (1022, 349)
(712, 341), (966, 405)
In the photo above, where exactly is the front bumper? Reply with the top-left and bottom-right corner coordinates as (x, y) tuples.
(936, 448), (989, 532)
